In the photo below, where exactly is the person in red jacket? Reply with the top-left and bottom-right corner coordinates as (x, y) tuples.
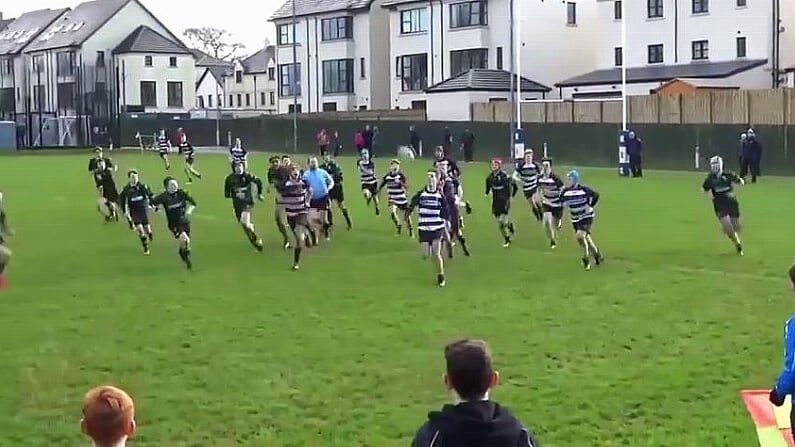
(317, 129), (330, 156)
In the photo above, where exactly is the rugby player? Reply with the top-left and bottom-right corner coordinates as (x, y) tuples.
(561, 170), (604, 270)
(358, 149), (381, 216)
(512, 149), (543, 221)
(437, 164), (470, 257)
(229, 137), (247, 171)
(0, 192), (12, 288)
(432, 145), (472, 218)
(485, 158), (517, 248)
(224, 162), (265, 251)
(87, 146), (115, 173)
(279, 164), (314, 270)
(303, 156), (335, 241)
(377, 159), (413, 237)
(406, 171), (450, 287)
(119, 170), (154, 254)
(320, 154), (352, 230)
(151, 177), (197, 269)
(537, 158), (565, 249)
(156, 129), (171, 170)
(267, 156), (291, 249)
(178, 133), (202, 183)
(702, 155), (745, 255)
(93, 159), (120, 222)
(81, 385), (136, 447)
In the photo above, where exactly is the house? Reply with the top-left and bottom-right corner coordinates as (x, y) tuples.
(191, 48), (232, 109)
(224, 46), (277, 113)
(652, 78), (739, 95)
(381, 0), (598, 110)
(0, 8), (68, 123)
(424, 68), (550, 120)
(556, 0), (794, 98)
(269, 0), (391, 113)
(21, 0), (190, 145)
(112, 25), (196, 113)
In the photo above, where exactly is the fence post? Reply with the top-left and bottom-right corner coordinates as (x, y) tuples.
(694, 144), (700, 170)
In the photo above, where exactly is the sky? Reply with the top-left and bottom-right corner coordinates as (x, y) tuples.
(2, 0), (280, 56)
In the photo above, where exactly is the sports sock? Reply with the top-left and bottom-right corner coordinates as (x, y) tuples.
(293, 247), (302, 265)
(342, 209), (352, 228)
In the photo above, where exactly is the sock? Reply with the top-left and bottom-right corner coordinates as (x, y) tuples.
(178, 247), (190, 265)
(309, 229), (318, 246)
(148, 231), (154, 241)
(459, 236), (471, 256)
(499, 223), (510, 242)
(139, 236), (148, 251)
(390, 213), (400, 230)
(327, 209), (335, 226)
(437, 273), (445, 285)
(446, 240), (454, 258)
(275, 217), (289, 243)
(323, 223), (330, 238)
(532, 206), (542, 221)
(293, 247), (302, 265)
(342, 209), (352, 228)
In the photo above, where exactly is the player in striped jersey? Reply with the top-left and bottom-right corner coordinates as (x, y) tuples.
(178, 133), (202, 184)
(702, 155), (745, 255)
(406, 171), (450, 287)
(560, 170), (604, 270)
(537, 158), (565, 249)
(485, 159), (518, 247)
(436, 164), (471, 258)
(156, 129), (171, 170)
(377, 159), (413, 236)
(267, 156), (292, 249)
(278, 164), (313, 270)
(432, 145), (472, 222)
(512, 149), (543, 221)
(358, 149), (381, 216)
(229, 138), (247, 170)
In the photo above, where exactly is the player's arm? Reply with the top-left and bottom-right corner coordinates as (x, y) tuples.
(150, 192), (163, 211)
(252, 175), (265, 199)
(729, 172), (745, 185)
(586, 187), (600, 207)
(450, 160), (461, 178)
(406, 190), (422, 216)
(302, 180), (313, 207)
(401, 172), (409, 190)
(509, 177), (519, 197)
(224, 175), (233, 199)
(701, 178), (713, 196)
(439, 195), (450, 221)
(323, 169), (335, 191)
(376, 175), (387, 195)
(484, 175), (492, 196)
(775, 318), (795, 399)
(118, 187), (129, 214)
(183, 191), (197, 215)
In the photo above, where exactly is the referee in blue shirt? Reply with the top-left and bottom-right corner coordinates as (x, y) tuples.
(302, 157), (335, 240)
(770, 263), (795, 441)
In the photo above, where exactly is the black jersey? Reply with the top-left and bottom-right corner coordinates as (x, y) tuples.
(151, 190), (196, 226)
(321, 160), (343, 184)
(224, 172), (264, 207)
(267, 166), (285, 188)
(702, 172), (742, 200)
(485, 170), (516, 202)
(88, 156), (113, 172)
(119, 183), (153, 213)
(433, 157), (461, 178)
(93, 167), (117, 191)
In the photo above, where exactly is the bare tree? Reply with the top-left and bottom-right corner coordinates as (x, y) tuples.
(182, 27), (245, 60)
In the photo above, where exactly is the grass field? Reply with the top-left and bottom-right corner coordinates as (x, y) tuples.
(0, 150), (791, 446)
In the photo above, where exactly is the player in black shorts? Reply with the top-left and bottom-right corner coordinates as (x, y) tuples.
(224, 162), (265, 251)
(485, 158), (517, 248)
(156, 129), (171, 170)
(321, 154), (352, 230)
(267, 156), (292, 249)
(537, 158), (565, 249)
(178, 133), (202, 184)
(278, 164), (313, 270)
(357, 149), (380, 216)
(92, 159), (120, 222)
(119, 170), (155, 254)
(702, 155), (745, 255)
(151, 177), (197, 269)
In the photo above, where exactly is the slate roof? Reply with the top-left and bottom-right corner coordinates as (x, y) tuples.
(197, 66), (227, 88)
(0, 18), (13, 33)
(113, 25), (188, 54)
(190, 48), (233, 67)
(556, 59), (768, 88)
(0, 8), (68, 56)
(24, 0), (130, 52)
(382, 0), (425, 7)
(425, 69), (551, 94)
(240, 46), (275, 74)
(208, 66), (231, 82)
(270, 0), (375, 21)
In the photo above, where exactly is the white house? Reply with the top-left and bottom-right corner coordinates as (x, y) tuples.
(191, 48), (232, 109)
(223, 46), (277, 113)
(556, 0), (795, 98)
(0, 8), (68, 123)
(382, 0), (598, 110)
(269, 0), (391, 113)
(112, 25), (196, 113)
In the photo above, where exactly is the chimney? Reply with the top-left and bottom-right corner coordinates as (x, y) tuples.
(0, 12), (4, 20)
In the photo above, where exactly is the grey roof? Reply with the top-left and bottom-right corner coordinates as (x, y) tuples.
(0, 19), (13, 32)
(190, 48), (233, 67)
(556, 59), (768, 88)
(382, 0), (425, 7)
(270, 0), (374, 21)
(0, 8), (68, 56)
(113, 25), (189, 54)
(24, 0), (130, 52)
(208, 66), (230, 81)
(197, 66), (227, 87)
(240, 46), (275, 74)
(425, 69), (551, 94)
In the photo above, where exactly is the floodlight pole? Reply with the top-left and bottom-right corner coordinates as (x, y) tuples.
(514, 0), (522, 129)
(620, 0), (627, 131)
(292, 0), (298, 154)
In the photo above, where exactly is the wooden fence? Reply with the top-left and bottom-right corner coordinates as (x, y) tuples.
(471, 88), (795, 125)
(263, 108), (426, 122)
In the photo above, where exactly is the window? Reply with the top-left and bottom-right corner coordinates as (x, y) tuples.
(56, 51), (75, 76)
(322, 59), (354, 94)
(167, 81), (183, 108)
(321, 17), (352, 41)
(235, 70), (243, 83)
(140, 81), (156, 107)
(169, 57), (177, 67)
(401, 8), (428, 34)
(691, 40), (709, 60)
(648, 0), (663, 18)
(56, 82), (75, 110)
(237, 94), (242, 107)
(496, 47), (503, 70)
(737, 0), (746, 6)
(144, 55), (152, 66)
(279, 63), (301, 96)
(287, 103), (302, 113)
(228, 94), (233, 106)
(243, 93), (249, 107)
(450, 48), (487, 75)
(268, 67), (275, 80)
(32, 85), (45, 111)
(322, 102), (338, 112)
(277, 24), (295, 45)
(0, 58), (11, 76)
(566, 2), (577, 25)
(398, 53), (428, 92)
(736, 37), (747, 57)
(692, 0), (708, 14)
(260, 92), (266, 105)
(614, 1), (622, 19)
(647, 44), (664, 64)
(32, 55), (43, 73)
(218, 94), (223, 107)
(360, 57), (366, 79)
(198, 96), (205, 108)
(96, 51), (105, 67)
(411, 100), (426, 110)
(208, 94), (213, 108)
(450, 1), (487, 28)
(614, 47), (623, 66)
(269, 92), (275, 105)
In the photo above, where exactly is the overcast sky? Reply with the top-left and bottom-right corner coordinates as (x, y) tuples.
(2, 0), (279, 55)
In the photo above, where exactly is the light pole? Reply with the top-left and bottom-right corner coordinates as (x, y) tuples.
(620, 0), (627, 132)
(291, 0), (298, 154)
(511, 0), (523, 162)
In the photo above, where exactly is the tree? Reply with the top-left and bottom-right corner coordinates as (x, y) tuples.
(182, 27), (245, 61)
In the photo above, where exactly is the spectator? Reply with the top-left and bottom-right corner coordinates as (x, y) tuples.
(354, 129), (366, 156)
(364, 124), (375, 157)
(442, 127), (453, 158)
(412, 339), (539, 447)
(333, 130), (342, 157)
(372, 126), (381, 157)
(81, 385), (136, 447)
(317, 128), (330, 156)
(626, 131), (643, 178)
(740, 128), (762, 183)
(460, 128), (475, 162)
(409, 125), (422, 157)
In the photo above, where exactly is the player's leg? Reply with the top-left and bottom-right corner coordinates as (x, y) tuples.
(177, 229), (192, 269)
(133, 217), (149, 254)
(187, 158), (202, 179)
(96, 195), (109, 219)
(337, 198), (352, 229)
(583, 224), (603, 265)
(401, 205), (414, 237)
(542, 208), (557, 249)
(274, 207), (291, 249)
(496, 210), (512, 247)
(389, 204), (401, 234)
(575, 228), (591, 270)
(531, 192), (543, 221)
(431, 236), (446, 287)
(161, 153), (170, 170)
(239, 209), (263, 251)
(370, 185), (381, 215)
(723, 214), (743, 255)
(0, 243), (11, 281)
(291, 218), (307, 270)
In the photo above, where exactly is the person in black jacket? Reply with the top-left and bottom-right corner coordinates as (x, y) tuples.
(412, 339), (539, 447)
(460, 129), (475, 162)
(740, 128), (762, 183)
(409, 125), (422, 157)
(626, 131), (643, 177)
(442, 127), (453, 158)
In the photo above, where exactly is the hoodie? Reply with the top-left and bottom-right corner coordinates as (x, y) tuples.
(412, 400), (538, 447)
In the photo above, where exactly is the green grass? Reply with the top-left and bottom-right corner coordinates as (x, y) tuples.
(0, 151), (789, 446)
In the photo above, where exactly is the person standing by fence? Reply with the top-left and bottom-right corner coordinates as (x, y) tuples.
(317, 129), (330, 156)
(354, 129), (365, 156)
(409, 125), (422, 157)
(627, 131), (643, 177)
(442, 126), (453, 158)
(364, 124), (375, 157)
(460, 128), (475, 162)
(740, 128), (762, 183)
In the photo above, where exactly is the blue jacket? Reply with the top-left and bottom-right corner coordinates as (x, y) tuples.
(302, 168), (334, 200)
(775, 314), (795, 395)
